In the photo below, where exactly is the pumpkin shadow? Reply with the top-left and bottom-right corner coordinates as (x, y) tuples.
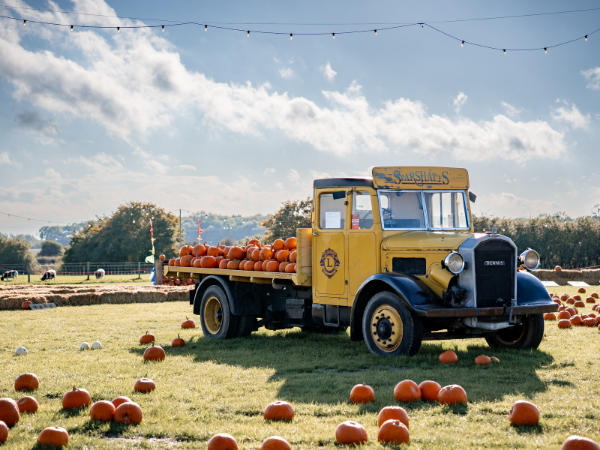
(513, 424), (545, 434)
(54, 407), (89, 418)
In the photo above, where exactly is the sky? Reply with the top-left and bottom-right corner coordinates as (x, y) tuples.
(0, 0), (599, 237)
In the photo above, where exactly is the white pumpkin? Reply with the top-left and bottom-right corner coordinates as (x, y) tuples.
(80, 342), (90, 351)
(15, 346), (28, 356)
(91, 341), (102, 350)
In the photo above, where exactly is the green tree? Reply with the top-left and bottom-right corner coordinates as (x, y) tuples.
(261, 198), (312, 242)
(13, 234), (42, 249)
(39, 223), (86, 246)
(39, 240), (63, 257)
(62, 202), (180, 263)
(0, 235), (38, 271)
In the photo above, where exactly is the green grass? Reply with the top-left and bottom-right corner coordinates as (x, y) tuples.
(1, 274), (152, 286)
(1, 287), (599, 449)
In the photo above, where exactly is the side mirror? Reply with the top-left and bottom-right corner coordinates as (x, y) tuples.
(332, 191), (346, 200)
(468, 191), (477, 203)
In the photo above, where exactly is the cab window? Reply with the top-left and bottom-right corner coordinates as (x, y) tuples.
(351, 191), (373, 229)
(379, 191), (425, 229)
(424, 191), (468, 229)
(319, 192), (346, 229)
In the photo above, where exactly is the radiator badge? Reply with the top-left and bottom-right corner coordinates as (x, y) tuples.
(484, 261), (506, 266)
(320, 248), (340, 279)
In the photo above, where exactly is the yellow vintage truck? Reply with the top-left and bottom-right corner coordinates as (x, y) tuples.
(161, 166), (557, 356)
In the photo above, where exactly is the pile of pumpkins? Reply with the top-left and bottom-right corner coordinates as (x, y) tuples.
(545, 288), (600, 330)
(166, 237), (299, 274)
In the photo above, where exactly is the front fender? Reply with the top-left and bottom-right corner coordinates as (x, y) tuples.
(193, 275), (237, 315)
(517, 271), (553, 305)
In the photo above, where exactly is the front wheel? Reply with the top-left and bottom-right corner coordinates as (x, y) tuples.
(199, 285), (239, 339)
(361, 291), (422, 356)
(485, 314), (544, 349)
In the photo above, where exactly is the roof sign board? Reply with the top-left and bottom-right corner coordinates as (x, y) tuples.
(372, 167), (470, 190)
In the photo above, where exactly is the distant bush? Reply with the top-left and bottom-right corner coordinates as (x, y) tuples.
(39, 240), (63, 257)
(0, 236), (38, 271)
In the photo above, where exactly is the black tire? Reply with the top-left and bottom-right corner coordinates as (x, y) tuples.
(199, 285), (239, 339)
(236, 315), (257, 337)
(485, 314), (544, 349)
(362, 291), (423, 356)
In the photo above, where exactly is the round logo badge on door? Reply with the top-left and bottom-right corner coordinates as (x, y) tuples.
(320, 248), (340, 279)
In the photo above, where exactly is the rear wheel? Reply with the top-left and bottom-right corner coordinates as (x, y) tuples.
(199, 286), (239, 339)
(485, 314), (544, 349)
(362, 291), (422, 356)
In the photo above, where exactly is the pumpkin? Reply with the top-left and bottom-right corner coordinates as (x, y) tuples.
(244, 261), (256, 271)
(193, 245), (206, 257)
(583, 318), (597, 327)
(570, 315), (583, 326)
(263, 401), (295, 421)
(21, 300), (32, 310)
(91, 341), (102, 350)
(201, 256), (218, 268)
(573, 295), (582, 301)
(179, 246), (191, 257)
(558, 305), (567, 311)
(192, 258), (202, 268)
(508, 400), (539, 426)
(335, 421), (368, 446)
(174, 258), (181, 266)
(419, 380), (441, 402)
(168, 259), (175, 266)
(561, 294), (569, 301)
(15, 373), (39, 391)
(279, 262), (289, 272)
(15, 346), (27, 356)
(246, 246), (257, 259)
(254, 261), (264, 271)
(111, 396), (132, 408)
(378, 419), (409, 445)
(37, 427), (69, 447)
(0, 398), (19, 427)
(248, 239), (261, 247)
(558, 319), (572, 328)
(239, 261), (247, 270)
(172, 334), (185, 347)
(574, 301), (585, 308)
(17, 396), (38, 413)
(567, 298), (575, 304)
(491, 356), (500, 363)
(266, 261), (280, 272)
(143, 343), (166, 361)
(289, 251), (297, 263)
(90, 400), (116, 422)
(284, 237), (297, 250)
(217, 259), (228, 269)
(207, 247), (223, 257)
(140, 331), (155, 344)
(592, 292), (599, 299)
(439, 350), (458, 364)
(260, 436), (291, 450)
(134, 378), (156, 393)
(227, 260), (241, 270)
(587, 297), (596, 303)
(560, 436), (600, 450)
(567, 307), (578, 316)
(377, 406), (409, 428)
(437, 384), (468, 405)
(475, 355), (491, 365)
(0, 421), (7, 443)
(114, 401), (143, 424)
(285, 263), (297, 273)
(276, 250), (290, 263)
(159, 254), (166, 260)
(208, 433), (238, 450)
(180, 255), (193, 267)
(393, 380), (421, 402)
(544, 313), (557, 320)
(228, 247), (245, 260)
(553, 299), (562, 305)
(577, 287), (586, 293)
(259, 248), (274, 261)
(557, 311), (571, 320)
(555, 266), (562, 271)
(249, 249), (259, 262)
(588, 312), (597, 318)
(272, 239), (285, 251)
(350, 384), (374, 404)
(62, 386), (92, 409)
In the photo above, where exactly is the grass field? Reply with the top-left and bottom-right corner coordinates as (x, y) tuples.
(0, 285), (599, 449)
(1, 274), (152, 286)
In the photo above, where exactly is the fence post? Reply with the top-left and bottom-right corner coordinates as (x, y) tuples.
(138, 262), (141, 279)
(155, 258), (163, 285)
(28, 272), (30, 283)
(87, 262), (90, 281)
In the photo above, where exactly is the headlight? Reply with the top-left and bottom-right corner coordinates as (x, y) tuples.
(520, 249), (540, 271)
(444, 251), (465, 274)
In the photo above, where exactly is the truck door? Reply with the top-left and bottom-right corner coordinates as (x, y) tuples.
(314, 190), (347, 305)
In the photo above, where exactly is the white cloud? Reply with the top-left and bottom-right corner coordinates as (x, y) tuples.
(177, 164), (196, 171)
(552, 101), (591, 130)
(322, 62), (337, 81)
(279, 68), (293, 79)
(453, 92), (467, 114)
(263, 167), (275, 175)
(501, 102), (524, 118)
(0, 152), (19, 167)
(581, 67), (600, 90)
(473, 192), (562, 219)
(288, 169), (300, 182)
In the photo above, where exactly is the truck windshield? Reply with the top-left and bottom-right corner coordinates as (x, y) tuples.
(378, 190), (469, 230)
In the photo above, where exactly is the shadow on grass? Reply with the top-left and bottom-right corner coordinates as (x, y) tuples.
(54, 407), (89, 418)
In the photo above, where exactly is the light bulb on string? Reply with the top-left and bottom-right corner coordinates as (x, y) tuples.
(332, 33), (335, 39)
(162, 25), (164, 32)
(70, 25), (73, 32)
(117, 27), (120, 34)
(503, 49), (506, 54)
(247, 30), (250, 37)
(374, 29), (377, 35)
(585, 35), (588, 41)
(204, 25), (207, 32)
(23, 20), (26, 27)
(461, 40), (464, 47)
(290, 33), (293, 40)
(544, 47), (547, 54)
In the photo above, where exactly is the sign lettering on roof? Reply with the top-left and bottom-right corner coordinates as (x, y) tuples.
(372, 167), (470, 190)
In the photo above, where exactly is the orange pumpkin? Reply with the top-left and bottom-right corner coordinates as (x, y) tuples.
(583, 318), (596, 327)
(134, 378), (156, 393)
(266, 261), (280, 272)
(377, 405), (409, 428)
(378, 419), (409, 445)
(350, 384), (374, 404)
(179, 255), (191, 267)
(263, 401), (295, 421)
(573, 295), (581, 301)
(272, 239), (285, 251)
(254, 261), (264, 271)
(574, 301), (586, 308)
(560, 435), (600, 450)
(419, 380), (441, 402)
(114, 402), (143, 424)
(285, 263), (297, 273)
(567, 298), (575, 304)
(570, 315), (583, 326)
(437, 384), (467, 405)
(37, 427), (69, 447)
(111, 397), (132, 408)
(140, 331), (155, 344)
(592, 292), (599, 299)
(558, 319), (572, 328)
(179, 246), (190, 257)
(567, 307), (578, 316)
(335, 421), (368, 446)
(248, 239), (261, 247)
(172, 335), (185, 347)
(244, 261), (256, 271)
(561, 293), (569, 301)
(16, 396), (38, 414)
(228, 247), (245, 260)
(21, 300), (32, 310)
(14, 373), (39, 392)
(279, 262), (289, 272)
(544, 313), (557, 320)
(578, 287), (586, 293)
(586, 297), (596, 303)
(239, 260), (247, 270)
(143, 343), (165, 361)
(174, 258), (181, 266)
(260, 436), (291, 450)
(289, 251), (297, 263)
(475, 355), (491, 365)
(439, 350), (458, 364)
(393, 380), (421, 402)
(62, 386), (92, 409)
(193, 244), (206, 257)
(260, 248), (274, 261)
(168, 259), (175, 266)
(251, 249), (260, 261)
(191, 258), (202, 268)
(201, 256), (218, 268)
(90, 400), (116, 422)
(0, 421), (7, 443)
(0, 398), (19, 427)
(218, 259), (230, 269)
(509, 400), (539, 426)
(559, 305), (567, 311)
(553, 299), (562, 305)
(207, 247), (223, 257)
(284, 237), (297, 250)
(227, 260), (241, 270)
(208, 433), (238, 450)
(276, 250), (290, 262)
(554, 266), (562, 271)
(558, 311), (571, 320)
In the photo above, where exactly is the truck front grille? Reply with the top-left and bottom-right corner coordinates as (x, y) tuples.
(474, 239), (515, 308)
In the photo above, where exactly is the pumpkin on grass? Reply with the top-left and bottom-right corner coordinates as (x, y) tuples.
(350, 384), (375, 404)
(555, 266), (562, 271)
(207, 433), (238, 450)
(263, 401), (294, 421)
(544, 313), (557, 320)
(335, 421), (368, 446)
(134, 378), (156, 393)
(62, 386), (92, 409)
(418, 380), (441, 402)
(182, 317), (196, 329)
(573, 295), (582, 301)
(16, 396), (38, 413)
(558, 311), (571, 320)
(114, 402), (143, 425)
(90, 400), (116, 422)
(560, 436), (600, 450)
(172, 335), (185, 347)
(583, 318), (597, 327)
(509, 400), (539, 426)
(437, 385), (468, 405)
(574, 301), (586, 308)
(0, 398), (19, 427)
(592, 292), (599, 299)
(21, 301), (32, 310)
(139, 331), (155, 344)
(558, 319), (572, 329)
(143, 343), (165, 361)
(393, 380), (421, 402)
(377, 406), (409, 428)
(570, 316), (583, 326)
(439, 350), (458, 364)
(260, 436), (291, 450)
(586, 297), (596, 304)
(378, 419), (409, 445)
(0, 421), (7, 443)
(37, 427), (69, 447)
(112, 396), (132, 408)
(560, 293), (569, 301)
(14, 373), (39, 391)
(475, 355), (491, 365)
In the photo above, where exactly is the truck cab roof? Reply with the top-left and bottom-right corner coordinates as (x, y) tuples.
(313, 178), (373, 188)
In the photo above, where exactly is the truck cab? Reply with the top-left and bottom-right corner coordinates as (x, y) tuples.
(164, 166), (557, 356)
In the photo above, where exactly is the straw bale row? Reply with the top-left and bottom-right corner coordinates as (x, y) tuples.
(0, 284), (191, 310)
(533, 269), (600, 286)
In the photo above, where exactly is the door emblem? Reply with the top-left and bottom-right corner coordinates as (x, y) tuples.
(320, 248), (340, 279)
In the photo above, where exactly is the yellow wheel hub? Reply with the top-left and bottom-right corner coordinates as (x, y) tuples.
(203, 296), (223, 335)
(370, 305), (403, 352)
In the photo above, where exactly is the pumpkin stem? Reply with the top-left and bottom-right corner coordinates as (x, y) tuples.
(73, 385), (76, 391)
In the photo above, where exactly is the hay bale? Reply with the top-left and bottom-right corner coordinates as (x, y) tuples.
(533, 269), (600, 286)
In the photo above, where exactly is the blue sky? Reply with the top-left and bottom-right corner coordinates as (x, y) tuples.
(0, 0), (599, 236)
